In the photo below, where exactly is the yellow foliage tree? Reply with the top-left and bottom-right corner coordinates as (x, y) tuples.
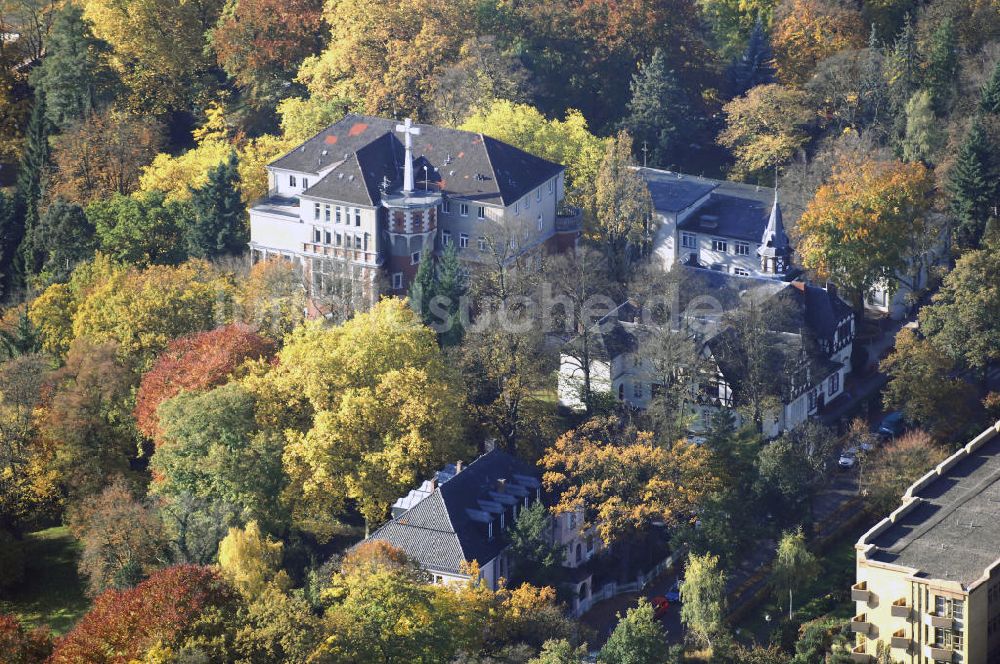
(718, 83), (813, 179)
(236, 133), (297, 203)
(217, 520), (291, 598)
(139, 140), (233, 203)
(771, 0), (864, 86)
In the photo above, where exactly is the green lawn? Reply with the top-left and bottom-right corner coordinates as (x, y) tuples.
(0, 526), (90, 635)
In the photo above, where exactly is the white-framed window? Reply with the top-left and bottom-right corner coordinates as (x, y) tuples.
(477, 205), (485, 220)
(303, 178), (309, 189)
(289, 174), (297, 187)
(537, 214), (543, 231)
(536, 188), (541, 201)
(335, 232), (342, 246)
(442, 200), (451, 213)
(354, 235), (362, 249)
(735, 241), (750, 256)
(681, 232), (697, 249)
(459, 233), (469, 248)
(354, 208), (361, 226)
(324, 230), (332, 245)
(324, 205), (331, 222)
(829, 373), (839, 394)
(460, 203), (469, 217)
(313, 228), (321, 243)
(442, 230), (452, 245)
(478, 236), (486, 251)
(712, 238), (728, 253)
(334, 206), (340, 223)
(733, 267), (750, 277)
(411, 251), (421, 265)
(314, 202), (320, 220)
(548, 180), (553, 194)
(392, 272), (403, 289)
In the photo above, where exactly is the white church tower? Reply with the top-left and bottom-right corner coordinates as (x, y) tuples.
(757, 190), (792, 276)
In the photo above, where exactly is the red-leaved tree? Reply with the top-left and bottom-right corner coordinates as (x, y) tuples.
(48, 565), (239, 664)
(0, 614), (52, 664)
(134, 324), (275, 443)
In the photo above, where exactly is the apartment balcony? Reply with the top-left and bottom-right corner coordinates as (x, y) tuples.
(851, 581), (872, 604)
(850, 644), (874, 663)
(925, 645), (954, 662)
(890, 598), (911, 619)
(927, 613), (954, 629)
(555, 206), (582, 233)
(890, 629), (910, 651)
(301, 243), (380, 266)
(851, 613), (873, 636)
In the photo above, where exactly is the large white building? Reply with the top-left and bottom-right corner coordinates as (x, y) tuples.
(248, 114), (579, 312)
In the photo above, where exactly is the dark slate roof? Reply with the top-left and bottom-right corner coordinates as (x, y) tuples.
(677, 193), (771, 242)
(639, 168), (719, 213)
(367, 449), (541, 575)
(271, 114), (563, 207)
(865, 424), (1000, 587)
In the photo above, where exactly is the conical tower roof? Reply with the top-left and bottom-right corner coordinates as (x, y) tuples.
(757, 189), (791, 259)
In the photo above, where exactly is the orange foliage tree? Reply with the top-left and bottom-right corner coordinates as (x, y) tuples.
(771, 0), (864, 85)
(0, 614), (52, 663)
(48, 565), (239, 664)
(134, 324), (275, 443)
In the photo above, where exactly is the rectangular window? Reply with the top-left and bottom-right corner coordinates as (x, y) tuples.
(712, 238), (728, 253)
(733, 267), (750, 277)
(324, 230), (332, 245)
(289, 174), (297, 187)
(442, 200), (451, 213)
(335, 233), (342, 246)
(735, 241), (750, 255)
(548, 180), (553, 194)
(354, 235), (362, 249)
(363, 233), (369, 251)
(681, 232), (697, 249)
(442, 230), (452, 245)
(808, 390), (817, 411)
(829, 373), (839, 394)
(633, 382), (642, 398)
(459, 233), (469, 248)
(392, 273), (403, 289)
(335, 206), (341, 223)
(324, 205), (331, 222)
(710, 264), (727, 273)
(536, 188), (541, 201)
(537, 214), (543, 231)
(478, 237), (486, 251)
(525, 196), (530, 209)
(477, 206), (485, 220)
(314, 203), (320, 220)
(303, 178), (309, 189)
(460, 203), (469, 217)
(313, 228), (321, 243)
(411, 251), (421, 265)
(354, 209), (361, 226)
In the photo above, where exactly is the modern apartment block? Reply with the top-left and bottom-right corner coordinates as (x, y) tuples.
(851, 420), (1000, 664)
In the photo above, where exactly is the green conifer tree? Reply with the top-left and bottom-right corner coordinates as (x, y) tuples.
(32, 199), (96, 283)
(726, 17), (776, 98)
(949, 120), (995, 248)
(884, 14), (920, 146)
(622, 48), (692, 168)
(924, 18), (958, 114)
(408, 247), (436, 323)
(0, 191), (15, 297)
(434, 241), (466, 346)
(14, 91), (51, 283)
(186, 152), (247, 258)
(980, 59), (1000, 115)
(30, 4), (118, 131)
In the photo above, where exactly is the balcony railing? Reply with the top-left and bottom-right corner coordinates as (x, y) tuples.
(890, 598), (911, 619)
(302, 243), (379, 265)
(927, 612), (954, 629)
(890, 629), (910, 651)
(925, 645), (954, 662)
(851, 614), (872, 636)
(850, 644), (874, 663)
(851, 581), (872, 603)
(555, 206), (583, 232)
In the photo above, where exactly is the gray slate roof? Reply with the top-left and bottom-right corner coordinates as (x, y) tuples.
(866, 425), (1000, 587)
(367, 449), (541, 575)
(271, 114), (564, 208)
(678, 193), (771, 242)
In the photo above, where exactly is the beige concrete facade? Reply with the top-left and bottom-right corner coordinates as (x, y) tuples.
(852, 421), (1000, 664)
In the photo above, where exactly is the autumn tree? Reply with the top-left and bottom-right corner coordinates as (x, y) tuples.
(139, 138), (233, 203)
(881, 329), (980, 442)
(71, 259), (234, 370)
(267, 299), (464, 536)
(680, 552), (727, 648)
(217, 521), (290, 597)
(236, 259), (307, 341)
(772, 528), (819, 619)
(29, 3), (118, 132)
(597, 600), (669, 664)
(87, 192), (192, 267)
(755, 421), (838, 527)
(48, 565), (240, 664)
(48, 109), (161, 206)
(718, 83), (811, 179)
(797, 157), (933, 314)
(540, 417), (715, 577)
(529, 640), (588, 664)
(771, 0), (864, 85)
(859, 429), (948, 514)
(68, 477), (169, 595)
(594, 131), (654, 283)
(135, 324), (273, 442)
(81, 0), (227, 114)
(0, 614), (52, 664)
(919, 241), (1000, 374)
(210, 0), (324, 111)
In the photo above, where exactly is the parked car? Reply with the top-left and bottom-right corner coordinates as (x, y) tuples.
(650, 596), (670, 618)
(878, 411), (906, 439)
(838, 447), (858, 469)
(665, 580), (681, 603)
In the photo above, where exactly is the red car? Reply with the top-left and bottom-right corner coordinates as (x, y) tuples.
(650, 596), (670, 618)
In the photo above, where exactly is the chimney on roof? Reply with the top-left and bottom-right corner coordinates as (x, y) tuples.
(455, 460), (463, 473)
(430, 477), (438, 491)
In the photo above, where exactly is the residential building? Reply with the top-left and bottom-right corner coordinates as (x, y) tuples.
(248, 114), (579, 313)
(558, 268), (854, 438)
(641, 167), (792, 279)
(852, 420), (1000, 664)
(367, 449), (601, 613)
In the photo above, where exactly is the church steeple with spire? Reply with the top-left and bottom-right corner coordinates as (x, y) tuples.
(757, 188), (792, 276)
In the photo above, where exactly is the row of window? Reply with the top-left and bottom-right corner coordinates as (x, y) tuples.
(289, 174), (309, 189)
(709, 263), (751, 277)
(312, 227), (370, 251)
(442, 231), (472, 249)
(314, 203), (363, 226)
(442, 201), (486, 219)
(682, 232), (751, 256)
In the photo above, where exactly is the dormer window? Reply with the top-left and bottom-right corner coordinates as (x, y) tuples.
(303, 178), (309, 189)
(289, 175), (297, 187)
